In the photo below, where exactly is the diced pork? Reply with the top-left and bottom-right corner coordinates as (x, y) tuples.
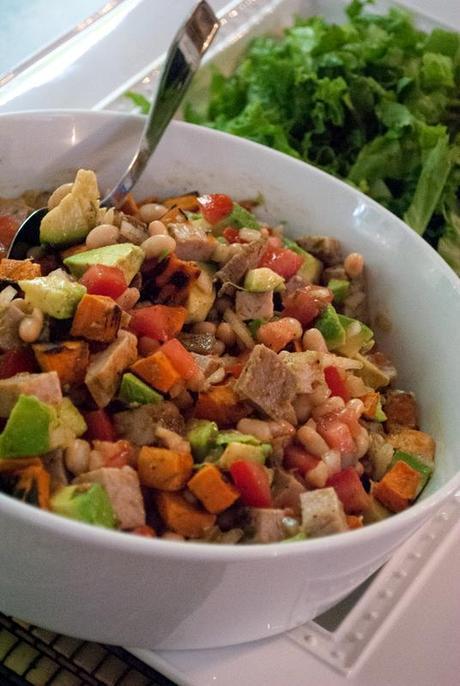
(235, 291), (274, 321)
(248, 508), (286, 543)
(215, 240), (266, 295)
(114, 401), (185, 445)
(74, 466), (145, 530)
(296, 236), (342, 266)
(0, 371), (62, 417)
(271, 468), (306, 516)
(322, 265), (348, 283)
(387, 428), (435, 462)
(170, 223), (216, 261)
(0, 305), (23, 352)
(85, 330), (137, 408)
(300, 487), (348, 537)
(343, 273), (369, 323)
(235, 344), (297, 423)
(191, 353), (221, 377)
(384, 390), (418, 432)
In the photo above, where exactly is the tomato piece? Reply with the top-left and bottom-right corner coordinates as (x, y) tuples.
(85, 409), (117, 442)
(316, 415), (355, 456)
(326, 467), (370, 514)
(161, 338), (199, 380)
(197, 194), (233, 225)
(338, 406), (362, 438)
(282, 289), (320, 326)
(129, 305), (187, 341)
(0, 215), (20, 256)
(80, 265), (127, 299)
(259, 245), (303, 279)
(283, 444), (319, 475)
(324, 366), (350, 402)
(132, 524), (156, 537)
(92, 439), (134, 468)
(229, 460), (272, 508)
(223, 226), (244, 244)
(0, 348), (37, 378)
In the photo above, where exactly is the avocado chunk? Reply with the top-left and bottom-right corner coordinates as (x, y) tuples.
(216, 430), (269, 449)
(282, 236), (322, 283)
(50, 398), (87, 450)
(390, 450), (433, 491)
(0, 394), (53, 458)
(19, 269), (86, 319)
(186, 266), (215, 323)
(362, 494), (392, 524)
(354, 352), (391, 389)
(315, 304), (346, 350)
(40, 169), (100, 246)
(119, 373), (163, 405)
(328, 278), (350, 304)
(336, 314), (374, 356)
(64, 243), (144, 284)
(50, 483), (116, 528)
(244, 268), (285, 293)
(218, 442), (270, 469)
(187, 419), (219, 461)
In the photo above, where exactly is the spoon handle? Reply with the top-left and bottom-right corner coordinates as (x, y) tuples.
(102, 1), (219, 208)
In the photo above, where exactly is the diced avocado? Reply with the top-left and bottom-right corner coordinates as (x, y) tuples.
(362, 494), (392, 524)
(19, 269), (86, 319)
(315, 304), (346, 350)
(64, 243), (144, 284)
(390, 450), (433, 491)
(336, 315), (374, 356)
(296, 251), (322, 284)
(281, 532), (307, 543)
(374, 398), (387, 422)
(119, 373), (163, 405)
(216, 431), (262, 446)
(187, 419), (219, 461)
(244, 268), (285, 293)
(40, 169), (99, 246)
(0, 395), (53, 458)
(354, 353), (391, 389)
(218, 442), (268, 468)
(49, 398), (87, 450)
(186, 264), (216, 323)
(50, 483), (116, 528)
(328, 278), (350, 304)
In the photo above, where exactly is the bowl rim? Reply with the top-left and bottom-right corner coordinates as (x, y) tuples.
(0, 108), (459, 561)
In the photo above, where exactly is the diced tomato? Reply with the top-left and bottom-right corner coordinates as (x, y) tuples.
(85, 409), (117, 442)
(0, 215), (20, 256)
(228, 362), (244, 378)
(259, 244), (304, 279)
(92, 439), (134, 468)
(338, 406), (362, 438)
(132, 524), (156, 537)
(80, 265), (127, 299)
(197, 194), (233, 225)
(229, 460), (272, 508)
(283, 444), (319, 475)
(119, 193), (139, 216)
(223, 226), (244, 244)
(0, 348), (37, 378)
(326, 467), (370, 514)
(282, 289), (320, 326)
(316, 415), (355, 456)
(161, 338), (199, 380)
(129, 305), (187, 342)
(324, 366), (350, 402)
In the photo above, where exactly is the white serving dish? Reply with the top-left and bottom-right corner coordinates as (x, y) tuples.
(0, 110), (459, 651)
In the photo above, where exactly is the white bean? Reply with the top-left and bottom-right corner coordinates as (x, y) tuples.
(141, 234), (176, 259)
(89, 449), (104, 471)
(321, 449), (342, 475)
(192, 321), (216, 335)
(65, 439), (91, 476)
(148, 219), (169, 236)
(47, 182), (73, 210)
(212, 340), (226, 356)
(344, 252), (364, 279)
(302, 328), (328, 352)
(116, 287), (140, 311)
(354, 426), (370, 460)
(86, 224), (119, 249)
(162, 532), (185, 541)
(216, 322), (236, 347)
(239, 228), (261, 242)
(312, 397), (345, 420)
(268, 420), (295, 437)
(139, 203), (167, 223)
(293, 394), (313, 424)
(237, 418), (272, 443)
(297, 424), (329, 457)
(309, 382), (332, 406)
(305, 461), (329, 488)
(18, 308), (43, 343)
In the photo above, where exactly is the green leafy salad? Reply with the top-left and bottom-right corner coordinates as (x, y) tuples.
(129, 0), (460, 273)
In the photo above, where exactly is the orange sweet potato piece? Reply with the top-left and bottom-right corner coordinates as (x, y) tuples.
(120, 193), (139, 216)
(346, 515), (364, 529)
(130, 350), (181, 393)
(194, 384), (249, 428)
(33, 340), (89, 387)
(162, 194), (199, 212)
(156, 491), (216, 538)
(361, 392), (379, 419)
(0, 457), (41, 472)
(0, 258), (41, 280)
(188, 464), (240, 514)
(153, 254), (200, 305)
(10, 464), (51, 510)
(138, 446), (193, 491)
(157, 206), (187, 226)
(71, 294), (121, 343)
(373, 461), (422, 513)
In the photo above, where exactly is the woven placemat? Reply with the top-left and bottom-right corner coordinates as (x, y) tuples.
(0, 614), (176, 686)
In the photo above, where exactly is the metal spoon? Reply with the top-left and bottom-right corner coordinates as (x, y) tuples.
(8, 1), (219, 260)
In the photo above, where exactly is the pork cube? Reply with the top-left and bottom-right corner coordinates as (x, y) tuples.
(387, 428), (435, 462)
(85, 330), (137, 408)
(384, 391), (418, 432)
(170, 223), (216, 261)
(300, 487), (348, 537)
(296, 236), (342, 266)
(235, 291), (274, 321)
(271, 468), (306, 516)
(114, 401), (185, 445)
(248, 508), (286, 543)
(0, 371), (62, 417)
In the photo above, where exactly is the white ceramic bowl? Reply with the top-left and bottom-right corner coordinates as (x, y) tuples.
(0, 111), (459, 650)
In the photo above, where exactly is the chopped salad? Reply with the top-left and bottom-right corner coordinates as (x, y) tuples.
(0, 170), (435, 543)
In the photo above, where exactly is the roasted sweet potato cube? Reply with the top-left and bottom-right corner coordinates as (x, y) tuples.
(346, 515), (364, 529)
(156, 491), (216, 538)
(194, 384), (249, 428)
(162, 194), (199, 212)
(387, 428), (435, 461)
(0, 258), (41, 280)
(153, 254), (200, 305)
(373, 461), (422, 512)
(71, 294), (121, 343)
(384, 391), (417, 431)
(138, 446), (193, 491)
(188, 464), (240, 514)
(130, 350), (181, 393)
(33, 340), (89, 387)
